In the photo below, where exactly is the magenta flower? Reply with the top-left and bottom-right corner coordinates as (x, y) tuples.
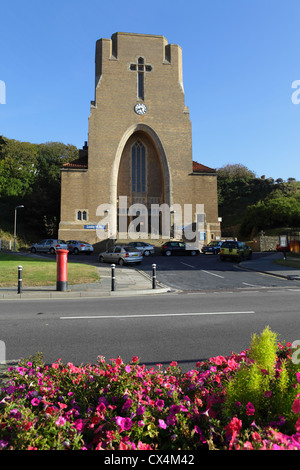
(155, 399), (164, 409)
(246, 402), (255, 416)
(136, 405), (145, 415)
(31, 398), (40, 407)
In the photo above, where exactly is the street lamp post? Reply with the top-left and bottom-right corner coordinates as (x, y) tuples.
(13, 205), (24, 252)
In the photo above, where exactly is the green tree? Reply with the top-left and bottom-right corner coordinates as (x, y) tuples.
(0, 137), (79, 240)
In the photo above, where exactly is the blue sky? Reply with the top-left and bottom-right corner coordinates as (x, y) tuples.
(1, 0), (300, 181)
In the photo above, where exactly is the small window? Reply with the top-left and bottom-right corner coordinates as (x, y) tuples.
(77, 210), (88, 221)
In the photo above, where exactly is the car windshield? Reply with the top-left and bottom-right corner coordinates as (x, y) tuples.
(222, 241), (238, 248)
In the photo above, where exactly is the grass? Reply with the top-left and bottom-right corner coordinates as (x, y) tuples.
(274, 252), (300, 269)
(0, 253), (100, 287)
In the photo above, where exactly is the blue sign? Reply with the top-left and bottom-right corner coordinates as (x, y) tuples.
(84, 224), (106, 230)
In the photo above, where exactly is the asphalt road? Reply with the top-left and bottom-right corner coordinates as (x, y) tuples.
(1, 284), (300, 372)
(139, 252), (297, 291)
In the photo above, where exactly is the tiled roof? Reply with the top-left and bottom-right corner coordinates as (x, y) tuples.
(193, 161), (216, 173)
(63, 156), (88, 169)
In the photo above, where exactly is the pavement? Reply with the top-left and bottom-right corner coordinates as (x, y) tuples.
(0, 263), (171, 300)
(240, 251), (300, 281)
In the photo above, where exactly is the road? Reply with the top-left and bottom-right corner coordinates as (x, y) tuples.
(1, 280), (300, 371)
(138, 251), (295, 291)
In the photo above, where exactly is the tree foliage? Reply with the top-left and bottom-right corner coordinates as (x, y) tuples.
(240, 187), (300, 236)
(217, 163), (300, 237)
(0, 136), (78, 241)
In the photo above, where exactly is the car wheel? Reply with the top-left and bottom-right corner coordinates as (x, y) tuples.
(99, 256), (104, 263)
(74, 248), (79, 255)
(118, 258), (124, 266)
(143, 250), (150, 256)
(190, 250), (197, 256)
(165, 250), (172, 256)
(49, 247), (55, 254)
(30, 247), (36, 253)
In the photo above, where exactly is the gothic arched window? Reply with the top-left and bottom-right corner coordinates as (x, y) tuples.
(131, 140), (146, 193)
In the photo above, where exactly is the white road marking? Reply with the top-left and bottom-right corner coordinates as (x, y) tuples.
(201, 270), (224, 278)
(180, 262), (196, 268)
(60, 311), (255, 320)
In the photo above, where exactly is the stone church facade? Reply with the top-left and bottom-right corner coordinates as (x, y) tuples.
(59, 32), (221, 247)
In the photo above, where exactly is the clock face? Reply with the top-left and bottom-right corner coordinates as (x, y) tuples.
(134, 103), (147, 115)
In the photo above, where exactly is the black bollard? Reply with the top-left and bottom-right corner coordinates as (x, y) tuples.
(152, 263), (156, 289)
(18, 265), (22, 294)
(111, 264), (116, 291)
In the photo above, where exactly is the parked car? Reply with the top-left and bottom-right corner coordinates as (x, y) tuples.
(66, 240), (94, 254)
(202, 241), (224, 255)
(219, 241), (252, 261)
(127, 241), (155, 256)
(30, 239), (68, 254)
(98, 245), (143, 266)
(161, 241), (200, 256)
(276, 242), (290, 252)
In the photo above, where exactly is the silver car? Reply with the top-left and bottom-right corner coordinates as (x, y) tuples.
(98, 245), (143, 266)
(127, 241), (155, 256)
(30, 239), (68, 254)
(66, 240), (94, 255)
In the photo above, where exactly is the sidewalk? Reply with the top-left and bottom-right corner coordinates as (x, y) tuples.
(0, 265), (171, 300)
(240, 251), (300, 281)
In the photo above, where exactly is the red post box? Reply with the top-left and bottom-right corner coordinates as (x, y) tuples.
(56, 249), (69, 291)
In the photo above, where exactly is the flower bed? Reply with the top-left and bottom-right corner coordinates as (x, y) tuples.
(1, 327), (300, 450)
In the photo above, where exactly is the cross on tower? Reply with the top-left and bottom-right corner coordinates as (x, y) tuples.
(129, 57), (152, 101)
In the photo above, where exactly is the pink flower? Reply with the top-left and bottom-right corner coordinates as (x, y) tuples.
(125, 365), (131, 373)
(158, 419), (167, 429)
(246, 402), (255, 416)
(292, 399), (300, 414)
(131, 356), (139, 363)
(31, 398), (40, 406)
(252, 431), (261, 442)
(243, 441), (254, 450)
(55, 416), (66, 426)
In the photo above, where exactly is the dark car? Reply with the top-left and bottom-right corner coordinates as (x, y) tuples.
(161, 241), (200, 256)
(202, 241), (224, 255)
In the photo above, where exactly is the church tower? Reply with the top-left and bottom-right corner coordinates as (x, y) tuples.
(59, 32), (220, 246)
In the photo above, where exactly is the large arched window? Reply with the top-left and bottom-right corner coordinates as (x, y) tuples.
(131, 140), (146, 193)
